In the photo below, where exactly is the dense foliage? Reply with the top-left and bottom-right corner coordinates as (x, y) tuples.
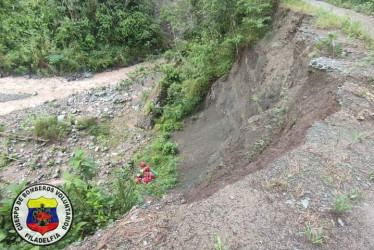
(156, 0), (277, 131)
(0, 0), (164, 76)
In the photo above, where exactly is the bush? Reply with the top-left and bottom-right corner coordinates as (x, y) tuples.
(314, 32), (345, 58)
(33, 116), (70, 140)
(75, 117), (109, 138)
(332, 194), (351, 215)
(0, 180), (28, 249)
(75, 117), (97, 131)
(162, 141), (178, 155)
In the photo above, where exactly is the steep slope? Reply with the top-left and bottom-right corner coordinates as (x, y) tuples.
(69, 6), (374, 250)
(175, 9), (340, 200)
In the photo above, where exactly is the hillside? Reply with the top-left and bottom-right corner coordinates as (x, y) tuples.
(0, 0), (373, 249)
(69, 4), (374, 250)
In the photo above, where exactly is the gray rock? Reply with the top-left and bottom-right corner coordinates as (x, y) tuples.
(37, 173), (45, 181)
(57, 115), (65, 122)
(309, 57), (342, 72)
(301, 198), (310, 209)
(337, 218), (345, 227)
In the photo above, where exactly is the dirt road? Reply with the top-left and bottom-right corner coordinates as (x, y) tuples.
(305, 0), (374, 38)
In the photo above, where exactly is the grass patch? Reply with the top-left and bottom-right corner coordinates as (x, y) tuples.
(311, 32), (346, 58)
(0, 152), (16, 168)
(332, 194), (351, 215)
(282, 0), (372, 43)
(76, 117), (97, 130)
(133, 132), (180, 197)
(282, 0), (317, 13)
(315, 8), (371, 41)
(304, 222), (325, 244)
(75, 116), (109, 138)
(33, 116), (70, 140)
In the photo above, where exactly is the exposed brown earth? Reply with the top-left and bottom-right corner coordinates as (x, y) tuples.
(69, 7), (374, 250)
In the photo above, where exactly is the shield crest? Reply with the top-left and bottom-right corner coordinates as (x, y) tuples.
(27, 197), (59, 235)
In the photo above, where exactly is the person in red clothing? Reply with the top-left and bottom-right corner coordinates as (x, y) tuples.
(134, 162), (155, 184)
(134, 174), (143, 183)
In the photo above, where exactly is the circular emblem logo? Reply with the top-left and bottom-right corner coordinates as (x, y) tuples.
(11, 183), (73, 246)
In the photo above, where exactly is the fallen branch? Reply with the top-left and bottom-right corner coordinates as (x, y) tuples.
(0, 132), (50, 142)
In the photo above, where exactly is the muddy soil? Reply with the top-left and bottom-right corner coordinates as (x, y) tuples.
(0, 62), (156, 116)
(70, 7), (374, 250)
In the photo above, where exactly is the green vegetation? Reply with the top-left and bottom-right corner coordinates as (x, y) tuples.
(304, 222), (325, 244)
(214, 236), (224, 250)
(315, 8), (371, 41)
(134, 133), (180, 197)
(311, 32), (345, 58)
(0, 151), (140, 249)
(370, 170), (374, 181)
(75, 117), (97, 130)
(68, 149), (97, 180)
(0, 0), (279, 248)
(282, 0), (373, 43)
(0, 0), (164, 76)
(323, 0), (374, 15)
(0, 180), (29, 249)
(0, 152), (16, 168)
(33, 116), (70, 140)
(154, 0), (277, 132)
(75, 116), (109, 138)
(332, 194), (351, 215)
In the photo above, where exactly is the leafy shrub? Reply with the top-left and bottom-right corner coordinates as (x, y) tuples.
(332, 194), (351, 215)
(87, 123), (109, 138)
(0, 180), (28, 249)
(304, 222), (325, 244)
(313, 32), (345, 58)
(75, 117), (97, 130)
(162, 141), (178, 155)
(33, 116), (70, 140)
(67, 150), (97, 180)
(0, 152), (16, 168)
(75, 116), (109, 138)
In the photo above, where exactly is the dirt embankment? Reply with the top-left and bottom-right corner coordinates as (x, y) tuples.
(70, 7), (374, 250)
(175, 10), (340, 201)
